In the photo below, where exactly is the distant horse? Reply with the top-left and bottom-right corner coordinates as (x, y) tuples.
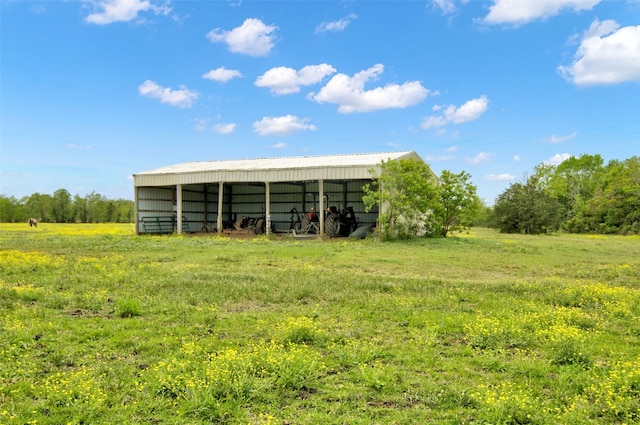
(28, 218), (38, 227)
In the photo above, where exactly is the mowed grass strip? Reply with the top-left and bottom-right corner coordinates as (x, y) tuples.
(1, 224), (639, 424)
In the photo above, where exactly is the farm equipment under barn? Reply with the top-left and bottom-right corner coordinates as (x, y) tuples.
(290, 204), (359, 237)
(324, 206), (359, 237)
(234, 215), (274, 235)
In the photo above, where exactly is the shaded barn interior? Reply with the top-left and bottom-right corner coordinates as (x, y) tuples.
(132, 151), (424, 236)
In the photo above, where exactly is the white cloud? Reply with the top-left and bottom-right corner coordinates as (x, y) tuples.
(252, 115), (317, 136)
(65, 144), (91, 150)
(558, 20), (640, 85)
(421, 95), (489, 129)
(213, 123), (236, 134)
(484, 173), (517, 181)
(202, 67), (243, 83)
(315, 13), (357, 33)
(85, 0), (171, 25)
(192, 118), (209, 132)
(548, 131), (577, 143)
(138, 80), (199, 108)
(513, 155), (521, 161)
(206, 18), (277, 57)
(271, 142), (288, 149)
(424, 154), (456, 162)
(545, 153), (571, 165)
(255, 64), (336, 95)
(310, 64), (431, 113)
(481, 0), (601, 26)
(432, 0), (469, 14)
(467, 152), (494, 164)
(446, 145), (459, 152)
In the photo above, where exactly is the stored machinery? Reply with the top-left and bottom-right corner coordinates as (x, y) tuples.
(235, 215), (274, 235)
(292, 204), (359, 237)
(324, 206), (358, 237)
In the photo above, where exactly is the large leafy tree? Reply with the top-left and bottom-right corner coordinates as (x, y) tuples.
(0, 196), (26, 222)
(578, 157), (640, 234)
(547, 154), (604, 225)
(494, 175), (562, 234)
(51, 189), (73, 223)
(24, 193), (53, 222)
(363, 158), (441, 239)
(438, 170), (482, 237)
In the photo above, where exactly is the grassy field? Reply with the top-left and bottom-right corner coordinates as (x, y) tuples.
(1, 223), (639, 424)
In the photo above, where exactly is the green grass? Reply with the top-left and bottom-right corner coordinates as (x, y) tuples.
(1, 224), (639, 424)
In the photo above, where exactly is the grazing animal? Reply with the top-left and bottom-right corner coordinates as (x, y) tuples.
(28, 218), (38, 227)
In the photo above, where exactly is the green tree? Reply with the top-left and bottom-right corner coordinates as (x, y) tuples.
(578, 157), (640, 234)
(0, 195), (26, 222)
(24, 193), (53, 222)
(437, 170), (482, 237)
(494, 175), (562, 234)
(547, 154), (604, 226)
(73, 194), (88, 223)
(363, 158), (441, 239)
(52, 188), (73, 223)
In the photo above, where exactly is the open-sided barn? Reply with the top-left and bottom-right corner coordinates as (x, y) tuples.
(132, 151), (426, 236)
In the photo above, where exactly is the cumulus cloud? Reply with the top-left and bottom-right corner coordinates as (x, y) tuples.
(252, 115), (317, 136)
(421, 95), (489, 129)
(548, 131), (577, 143)
(213, 123), (236, 134)
(309, 64), (431, 113)
(315, 13), (357, 33)
(138, 80), (199, 108)
(202, 67), (243, 83)
(467, 152), (494, 164)
(484, 173), (517, 181)
(545, 153), (571, 165)
(206, 18), (277, 57)
(558, 19), (640, 85)
(255, 64), (336, 95)
(85, 0), (171, 25)
(481, 0), (601, 26)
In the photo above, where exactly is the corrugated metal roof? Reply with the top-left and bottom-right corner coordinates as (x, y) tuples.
(134, 151), (417, 176)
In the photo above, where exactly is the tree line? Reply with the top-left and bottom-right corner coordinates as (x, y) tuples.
(0, 189), (134, 223)
(362, 154), (639, 239)
(491, 154), (639, 235)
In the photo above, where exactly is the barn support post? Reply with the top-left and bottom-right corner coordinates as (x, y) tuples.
(318, 179), (324, 236)
(134, 187), (140, 235)
(378, 180), (385, 236)
(203, 183), (208, 229)
(176, 184), (183, 234)
(217, 182), (224, 233)
(265, 181), (271, 236)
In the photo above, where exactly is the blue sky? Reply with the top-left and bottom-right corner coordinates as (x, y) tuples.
(1, 0), (639, 204)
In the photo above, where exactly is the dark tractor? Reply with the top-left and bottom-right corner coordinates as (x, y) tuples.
(235, 215), (274, 234)
(324, 206), (358, 238)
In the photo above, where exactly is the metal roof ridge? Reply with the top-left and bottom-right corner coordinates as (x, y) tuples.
(191, 150), (414, 164)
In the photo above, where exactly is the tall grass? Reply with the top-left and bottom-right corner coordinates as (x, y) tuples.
(1, 223), (639, 424)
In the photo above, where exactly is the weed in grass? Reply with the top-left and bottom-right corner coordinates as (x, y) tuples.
(116, 298), (141, 318)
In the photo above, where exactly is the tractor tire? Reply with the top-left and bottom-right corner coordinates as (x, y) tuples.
(325, 214), (341, 238)
(300, 216), (312, 233)
(254, 218), (265, 234)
